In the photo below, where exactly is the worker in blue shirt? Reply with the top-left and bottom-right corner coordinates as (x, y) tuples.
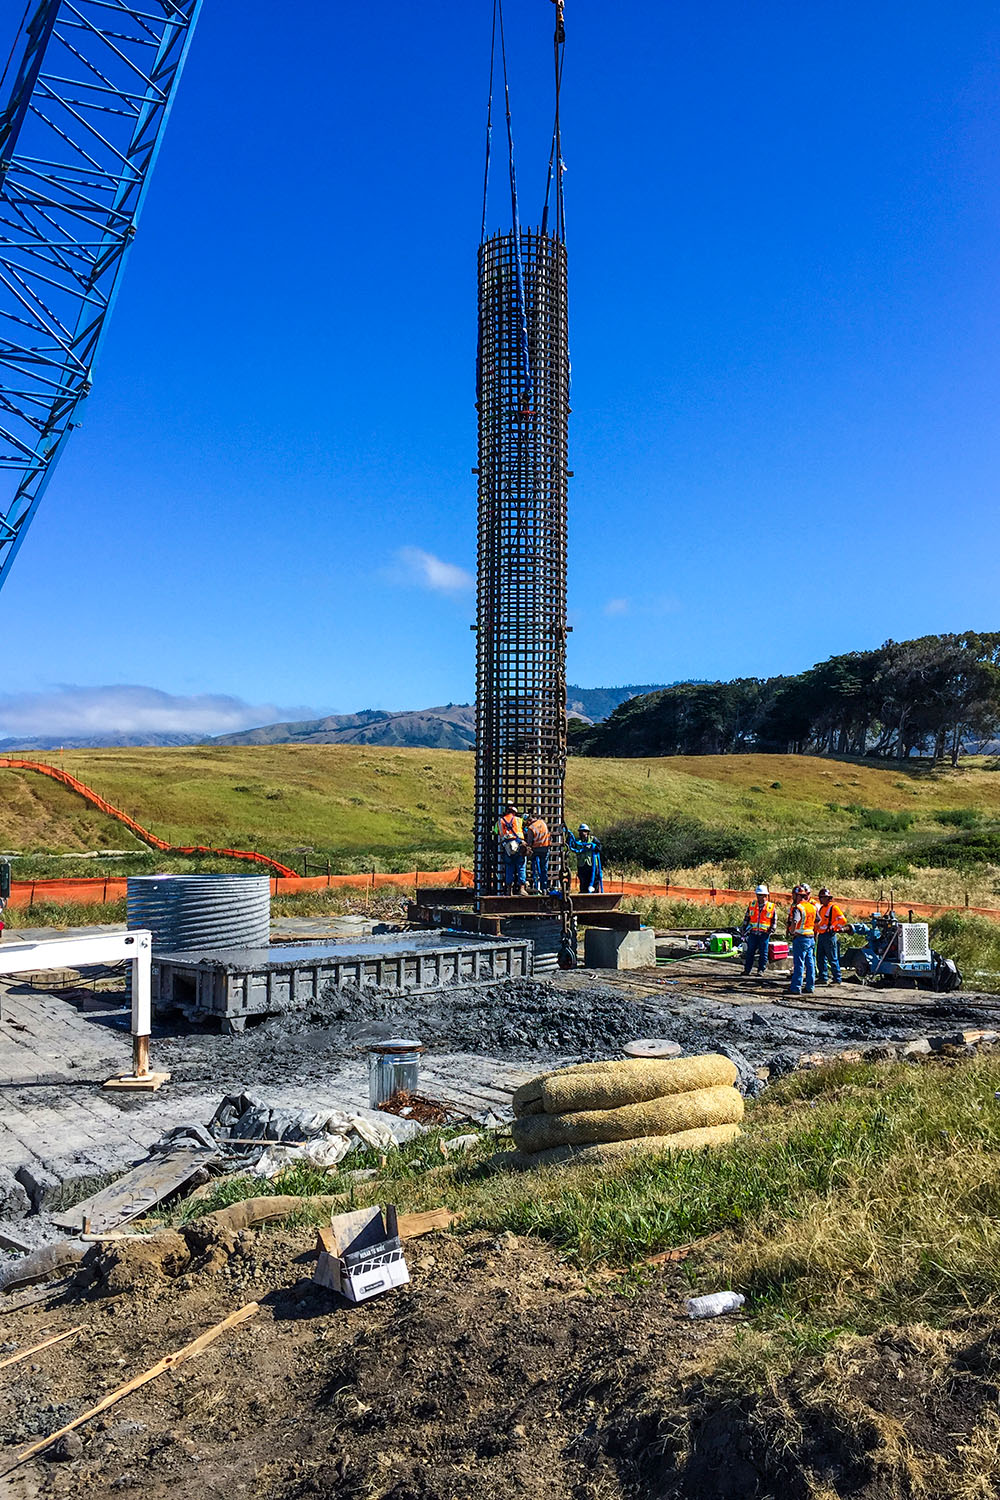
(565, 824), (603, 892)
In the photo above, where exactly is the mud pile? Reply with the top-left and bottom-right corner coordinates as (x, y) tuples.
(157, 974), (988, 1096)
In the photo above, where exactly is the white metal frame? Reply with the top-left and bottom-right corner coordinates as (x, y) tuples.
(0, 929), (153, 1077)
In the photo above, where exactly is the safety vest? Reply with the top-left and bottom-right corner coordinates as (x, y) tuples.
(788, 899), (818, 937)
(525, 818), (550, 848)
(498, 813), (523, 842)
(816, 901), (848, 934)
(746, 899), (775, 933)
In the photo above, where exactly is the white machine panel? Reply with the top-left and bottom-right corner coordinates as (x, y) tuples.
(899, 922), (931, 965)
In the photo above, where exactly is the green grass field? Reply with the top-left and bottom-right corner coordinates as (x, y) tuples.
(4, 746), (1000, 877)
(5, 747), (1000, 956)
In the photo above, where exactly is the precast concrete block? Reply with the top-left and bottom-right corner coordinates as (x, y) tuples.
(14, 1162), (61, 1213)
(584, 926), (657, 971)
(0, 1165), (30, 1219)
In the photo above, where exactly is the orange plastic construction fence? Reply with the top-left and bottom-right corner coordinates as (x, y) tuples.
(597, 877), (1000, 923)
(0, 758), (297, 877)
(6, 864), (1000, 926)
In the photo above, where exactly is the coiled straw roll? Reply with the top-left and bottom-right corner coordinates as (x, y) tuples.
(512, 1083), (744, 1154)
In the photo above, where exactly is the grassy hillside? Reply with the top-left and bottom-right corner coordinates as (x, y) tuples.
(3, 747), (1000, 903)
(0, 767), (144, 854)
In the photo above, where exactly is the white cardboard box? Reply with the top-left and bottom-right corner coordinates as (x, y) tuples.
(314, 1205), (410, 1303)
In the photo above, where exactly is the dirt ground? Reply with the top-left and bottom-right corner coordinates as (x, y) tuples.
(3, 1220), (999, 1500)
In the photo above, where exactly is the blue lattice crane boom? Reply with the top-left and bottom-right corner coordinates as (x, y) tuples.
(0, 0), (201, 591)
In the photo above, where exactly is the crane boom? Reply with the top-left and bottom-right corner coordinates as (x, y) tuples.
(0, 0), (201, 591)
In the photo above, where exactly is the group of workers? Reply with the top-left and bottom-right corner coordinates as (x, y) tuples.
(741, 882), (850, 995)
(496, 806), (603, 895)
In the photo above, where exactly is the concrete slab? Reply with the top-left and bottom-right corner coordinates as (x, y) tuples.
(0, 957), (537, 1249)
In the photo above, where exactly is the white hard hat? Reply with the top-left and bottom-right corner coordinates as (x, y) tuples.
(579, 823), (590, 832)
(799, 882), (812, 895)
(755, 884), (769, 896)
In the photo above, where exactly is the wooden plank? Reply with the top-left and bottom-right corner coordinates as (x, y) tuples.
(102, 1070), (170, 1092)
(476, 896), (560, 916)
(0, 1227), (32, 1254)
(0, 1326), (80, 1372)
(0, 1280), (75, 1318)
(0, 1302), (260, 1477)
(50, 1144), (215, 1234)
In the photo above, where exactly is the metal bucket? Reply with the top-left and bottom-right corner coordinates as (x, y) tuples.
(367, 1038), (423, 1108)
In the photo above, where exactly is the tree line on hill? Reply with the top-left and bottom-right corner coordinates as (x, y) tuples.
(570, 632), (1000, 765)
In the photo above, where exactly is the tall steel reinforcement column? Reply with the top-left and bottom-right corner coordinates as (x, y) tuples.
(474, 228), (570, 895)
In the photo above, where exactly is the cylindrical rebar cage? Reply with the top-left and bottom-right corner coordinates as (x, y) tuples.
(475, 228), (569, 894)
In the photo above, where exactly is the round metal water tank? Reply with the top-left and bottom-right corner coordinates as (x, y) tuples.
(127, 874), (271, 954)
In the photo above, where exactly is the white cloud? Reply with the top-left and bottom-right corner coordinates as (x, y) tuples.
(603, 595), (681, 619)
(392, 547), (474, 596)
(0, 685), (321, 740)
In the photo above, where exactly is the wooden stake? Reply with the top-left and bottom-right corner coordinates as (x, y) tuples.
(0, 1301), (259, 1476)
(0, 1326), (80, 1372)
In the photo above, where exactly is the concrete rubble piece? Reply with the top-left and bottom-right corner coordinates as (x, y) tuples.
(584, 926), (657, 970)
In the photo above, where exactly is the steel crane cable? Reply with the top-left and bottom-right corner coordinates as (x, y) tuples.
(479, 0), (533, 415)
(541, 1), (567, 241)
(479, 0), (497, 244)
(497, 0), (532, 414)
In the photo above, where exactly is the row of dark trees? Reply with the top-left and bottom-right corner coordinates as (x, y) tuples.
(572, 632), (1000, 765)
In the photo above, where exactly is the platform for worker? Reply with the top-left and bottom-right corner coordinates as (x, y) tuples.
(408, 890), (636, 933)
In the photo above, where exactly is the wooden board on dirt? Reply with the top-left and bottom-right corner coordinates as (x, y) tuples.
(50, 1144), (216, 1235)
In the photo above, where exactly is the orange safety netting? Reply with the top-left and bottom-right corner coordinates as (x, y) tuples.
(2, 753), (997, 924)
(7, 877), (129, 909)
(0, 757), (297, 877)
(597, 878), (1000, 922)
(6, 864), (999, 926)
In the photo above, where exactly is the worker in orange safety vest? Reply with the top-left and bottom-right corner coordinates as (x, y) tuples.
(523, 810), (552, 893)
(496, 805), (526, 894)
(815, 886), (850, 986)
(741, 884), (777, 976)
(786, 883), (819, 994)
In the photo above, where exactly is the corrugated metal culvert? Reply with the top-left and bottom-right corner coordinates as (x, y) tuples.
(127, 874), (270, 954)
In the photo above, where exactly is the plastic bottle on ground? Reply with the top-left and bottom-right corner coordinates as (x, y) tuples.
(685, 1291), (745, 1319)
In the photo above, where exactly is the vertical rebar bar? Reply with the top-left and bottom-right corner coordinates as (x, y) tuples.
(474, 228), (569, 894)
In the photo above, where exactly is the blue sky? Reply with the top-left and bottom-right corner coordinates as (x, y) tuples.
(2, 0), (999, 735)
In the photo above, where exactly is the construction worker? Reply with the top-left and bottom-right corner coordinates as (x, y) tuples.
(815, 887), (849, 985)
(566, 824), (603, 892)
(497, 804), (525, 895)
(741, 884), (776, 976)
(787, 883), (819, 995)
(524, 810), (551, 893)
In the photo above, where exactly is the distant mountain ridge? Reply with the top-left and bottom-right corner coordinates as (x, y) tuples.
(211, 685), (670, 750)
(212, 704), (477, 750)
(567, 684), (668, 723)
(0, 732), (205, 751)
(0, 684), (670, 751)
